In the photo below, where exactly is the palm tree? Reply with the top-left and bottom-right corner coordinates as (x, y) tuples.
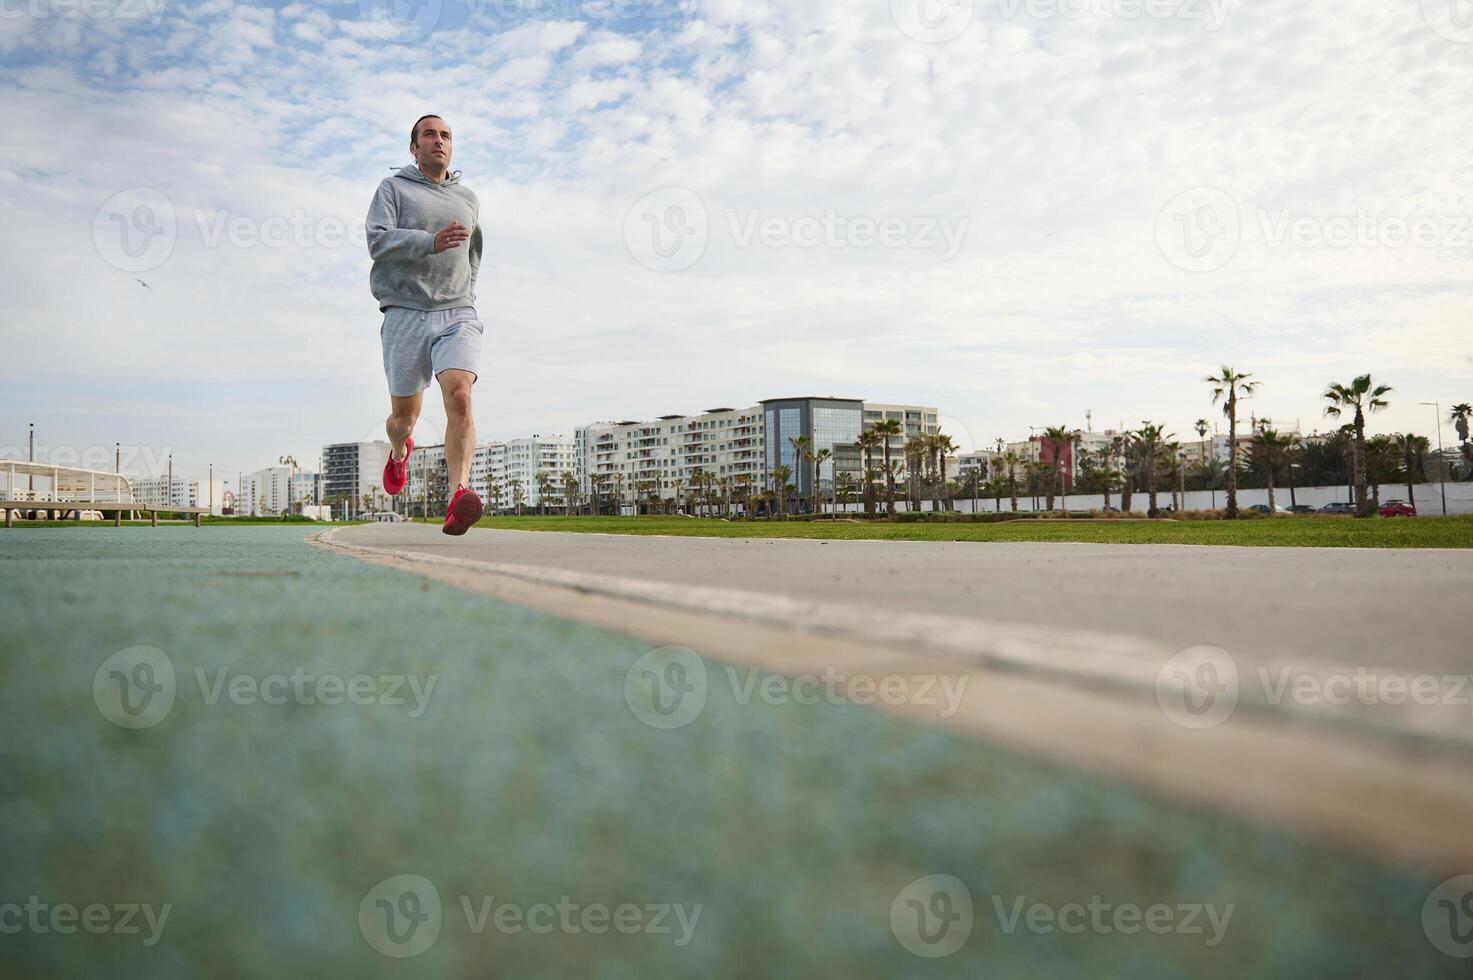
(1197, 458), (1225, 510)
(933, 433), (958, 511)
(872, 419), (903, 517)
(813, 448), (832, 518)
(771, 465), (792, 519)
(858, 429), (883, 517)
(1133, 422), (1170, 517)
(1249, 428), (1291, 513)
(1042, 425), (1072, 513)
(534, 471), (552, 516)
(1206, 366), (1260, 519)
(984, 477), (1008, 513)
(904, 435), (928, 512)
(1451, 403), (1472, 478)
(560, 471), (579, 516)
(1365, 435), (1397, 509)
(1195, 418), (1211, 463)
(1392, 433), (1429, 503)
(1323, 374), (1393, 517)
(1000, 450), (1020, 512)
(786, 435), (812, 513)
(509, 478), (525, 516)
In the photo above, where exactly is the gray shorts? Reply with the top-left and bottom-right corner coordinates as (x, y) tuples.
(380, 306), (483, 397)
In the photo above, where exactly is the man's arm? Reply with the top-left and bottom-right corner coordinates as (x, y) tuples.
(467, 221), (484, 296)
(366, 181), (435, 261)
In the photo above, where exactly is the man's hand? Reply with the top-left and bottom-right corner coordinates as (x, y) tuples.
(434, 222), (470, 253)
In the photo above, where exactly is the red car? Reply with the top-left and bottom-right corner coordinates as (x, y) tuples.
(1378, 499), (1417, 517)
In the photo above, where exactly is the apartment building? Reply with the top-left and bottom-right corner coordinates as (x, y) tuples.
(129, 477), (198, 509)
(321, 441), (391, 518)
(239, 466), (319, 516)
(575, 398), (940, 507)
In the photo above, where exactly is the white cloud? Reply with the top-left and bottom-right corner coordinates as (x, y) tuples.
(1, 0), (1470, 477)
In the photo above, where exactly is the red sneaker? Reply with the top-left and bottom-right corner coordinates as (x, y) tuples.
(442, 484), (482, 536)
(383, 437), (413, 497)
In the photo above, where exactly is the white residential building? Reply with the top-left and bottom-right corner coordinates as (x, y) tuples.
(575, 398), (940, 510)
(129, 477), (198, 509)
(240, 466), (319, 516)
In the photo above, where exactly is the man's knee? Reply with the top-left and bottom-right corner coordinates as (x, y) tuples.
(442, 382), (474, 421)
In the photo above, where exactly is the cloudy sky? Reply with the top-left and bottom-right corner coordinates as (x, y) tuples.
(2, 0), (1470, 482)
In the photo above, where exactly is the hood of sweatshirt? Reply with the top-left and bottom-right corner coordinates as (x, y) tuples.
(393, 164), (461, 187)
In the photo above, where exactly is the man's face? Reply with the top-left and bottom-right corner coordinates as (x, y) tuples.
(412, 118), (452, 171)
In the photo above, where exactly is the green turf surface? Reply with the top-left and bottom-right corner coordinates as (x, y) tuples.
(0, 528), (1461, 978)
(457, 514), (1473, 548)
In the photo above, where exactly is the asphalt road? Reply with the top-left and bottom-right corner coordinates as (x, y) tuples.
(336, 524), (1473, 677)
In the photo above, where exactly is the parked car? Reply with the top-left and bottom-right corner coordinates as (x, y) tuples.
(1378, 499), (1417, 517)
(1287, 504), (1316, 515)
(1248, 504), (1289, 514)
(1320, 502), (1356, 515)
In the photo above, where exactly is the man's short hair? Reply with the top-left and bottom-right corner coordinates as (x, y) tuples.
(411, 114), (444, 146)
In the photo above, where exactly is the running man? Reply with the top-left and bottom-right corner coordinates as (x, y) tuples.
(366, 114), (484, 534)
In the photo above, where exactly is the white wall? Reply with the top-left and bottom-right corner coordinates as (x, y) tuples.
(933, 482), (1473, 515)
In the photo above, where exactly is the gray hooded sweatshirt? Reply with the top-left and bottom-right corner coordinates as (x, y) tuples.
(366, 165), (482, 312)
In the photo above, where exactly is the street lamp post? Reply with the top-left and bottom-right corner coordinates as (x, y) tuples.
(1420, 402), (1448, 516)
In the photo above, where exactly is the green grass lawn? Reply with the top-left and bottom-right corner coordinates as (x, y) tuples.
(459, 514), (1473, 548)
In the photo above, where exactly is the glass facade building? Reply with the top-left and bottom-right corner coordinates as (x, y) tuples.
(760, 397), (865, 502)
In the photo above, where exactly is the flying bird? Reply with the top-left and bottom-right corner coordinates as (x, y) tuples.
(134, 279), (151, 290)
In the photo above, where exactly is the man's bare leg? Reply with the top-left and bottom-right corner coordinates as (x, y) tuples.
(438, 369), (476, 487)
(386, 393), (423, 462)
